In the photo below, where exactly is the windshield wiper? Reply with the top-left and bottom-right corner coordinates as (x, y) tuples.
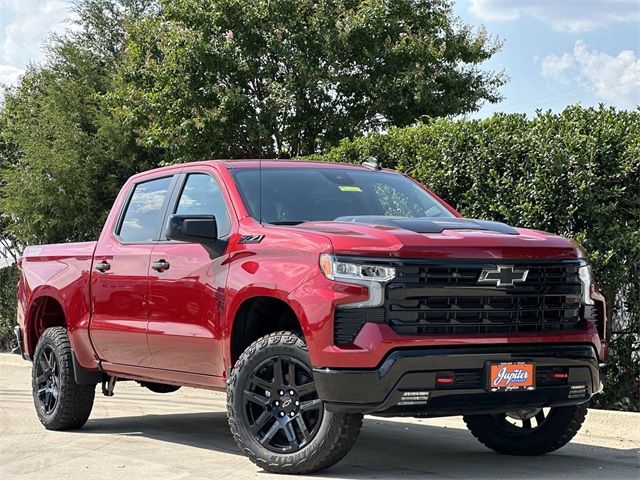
(268, 221), (304, 225)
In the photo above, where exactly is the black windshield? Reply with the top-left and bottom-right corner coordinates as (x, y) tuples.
(230, 167), (454, 224)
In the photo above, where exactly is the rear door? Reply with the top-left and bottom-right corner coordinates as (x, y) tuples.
(146, 169), (233, 376)
(90, 175), (176, 367)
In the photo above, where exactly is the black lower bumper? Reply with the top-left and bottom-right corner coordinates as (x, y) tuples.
(313, 344), (602, 416)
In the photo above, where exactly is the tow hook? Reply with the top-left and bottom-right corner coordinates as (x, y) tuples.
(102, 376), (117, 396)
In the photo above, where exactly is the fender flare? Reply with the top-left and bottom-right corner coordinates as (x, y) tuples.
(224, 284), (313, 368)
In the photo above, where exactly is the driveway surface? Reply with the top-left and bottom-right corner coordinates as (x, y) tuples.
(1, 353), (638, 479)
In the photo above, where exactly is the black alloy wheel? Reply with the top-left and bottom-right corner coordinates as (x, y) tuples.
(32, 327), (95, 430)
(500, 407), (551, 433)
(35, 345), (61, 414)
(464, 403), (588, 455)
(227, 331), (363, 474)
(243, 355), (323, 453)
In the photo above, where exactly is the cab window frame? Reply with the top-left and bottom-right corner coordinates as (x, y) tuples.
(160, 170), (233, 242)
(114, 175), (177, 245)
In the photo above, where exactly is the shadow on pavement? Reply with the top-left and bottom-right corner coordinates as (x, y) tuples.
(81, 411), (639, 479)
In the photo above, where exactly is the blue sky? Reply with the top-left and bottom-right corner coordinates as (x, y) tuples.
(0, 0), (639, 117)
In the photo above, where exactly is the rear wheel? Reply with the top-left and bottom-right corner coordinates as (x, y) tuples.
(464, 403), (588, 456)
(32, 327), (95, 430)
(227, 331), (362, 474)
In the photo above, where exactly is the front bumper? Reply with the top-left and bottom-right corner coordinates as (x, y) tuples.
(313, 344), (602, 416)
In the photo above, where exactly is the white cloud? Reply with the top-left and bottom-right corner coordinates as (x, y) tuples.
(540, 53), (575, 83)
(541, 41), (640, 107)
(0, 64), (24, 87)
(469, 0), (640, 32)
(1, 0), (74, 74)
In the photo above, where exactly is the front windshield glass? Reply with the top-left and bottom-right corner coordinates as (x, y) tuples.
(230, 167), (454, 224)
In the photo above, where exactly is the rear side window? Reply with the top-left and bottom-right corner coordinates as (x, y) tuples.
(175, 173), (231, 237)
(118, 176), (173, 242)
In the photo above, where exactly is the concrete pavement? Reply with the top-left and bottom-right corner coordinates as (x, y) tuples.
(1, 353), (638, 479)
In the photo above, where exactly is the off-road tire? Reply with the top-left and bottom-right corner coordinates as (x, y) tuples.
(464, 403), (588, 456)
(227, 331), (363, 474)
(139, 382), (181, 393)
(32, 327), (95, 430)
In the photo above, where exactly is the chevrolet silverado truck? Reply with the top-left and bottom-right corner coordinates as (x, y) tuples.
(14, 159), (607, 474)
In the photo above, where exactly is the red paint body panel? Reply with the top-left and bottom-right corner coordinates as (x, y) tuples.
(17, 242), (97, 366)
(16, 160), (607, 393)
(90, 239), (155, 367)
(146, 241), (228, 376)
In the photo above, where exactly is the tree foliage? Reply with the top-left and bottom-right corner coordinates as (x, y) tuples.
(113, 0), (505, 161)
(0, 265), (19, 351)
(317, 105), (640, 410)
(0, 0), (159, 245)
(1, 0), (504, 245)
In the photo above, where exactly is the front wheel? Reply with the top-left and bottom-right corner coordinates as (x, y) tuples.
(227, 331), (362, 474)
(32, 327), (95, 430)
(464, 403), (588, 456)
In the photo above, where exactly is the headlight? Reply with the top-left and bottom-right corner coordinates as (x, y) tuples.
(578, 264), (594, 305)
(319, 254), (396, 282)
(319, 254), (395, 309)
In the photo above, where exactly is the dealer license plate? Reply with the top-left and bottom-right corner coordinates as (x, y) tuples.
(488, 362), (535, 392)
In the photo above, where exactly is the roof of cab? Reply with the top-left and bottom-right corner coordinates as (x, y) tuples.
(219, 159), (374, 170)
(128, 158), (383, 181)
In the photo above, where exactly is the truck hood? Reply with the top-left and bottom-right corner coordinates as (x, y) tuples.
(290, 217), (580, 260)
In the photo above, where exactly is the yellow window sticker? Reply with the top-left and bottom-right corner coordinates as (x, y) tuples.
(338, 185), (362, 192)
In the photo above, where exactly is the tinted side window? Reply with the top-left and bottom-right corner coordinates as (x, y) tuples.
(175, 173), (231, 237)
(118, 176), (173, 242)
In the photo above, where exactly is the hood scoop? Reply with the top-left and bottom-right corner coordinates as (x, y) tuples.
(334, 216), (519, 235)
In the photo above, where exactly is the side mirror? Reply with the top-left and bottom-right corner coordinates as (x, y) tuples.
(166, 214), (218, 244)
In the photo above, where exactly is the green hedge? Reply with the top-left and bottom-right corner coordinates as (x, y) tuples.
(0, 265), (19, 351)
(316, 105), (640, 411)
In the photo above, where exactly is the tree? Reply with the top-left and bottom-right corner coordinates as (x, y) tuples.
(113, 0), (505, 161)
(0, 116), (21, 262)
(0, 0), (159, 245)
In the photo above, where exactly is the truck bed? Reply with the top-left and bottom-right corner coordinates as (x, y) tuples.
(18, 241), (97, 363)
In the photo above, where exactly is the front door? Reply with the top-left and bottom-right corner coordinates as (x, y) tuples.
(90, 175), (175, 367)
(147, 171), (233, 376)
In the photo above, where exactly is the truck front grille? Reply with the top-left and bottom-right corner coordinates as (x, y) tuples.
(333, 259), (586, 345)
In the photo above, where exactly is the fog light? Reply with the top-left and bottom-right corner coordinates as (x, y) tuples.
(397, 391), (431, 406)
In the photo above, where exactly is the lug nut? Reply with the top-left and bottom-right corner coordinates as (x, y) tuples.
(295, 400), (300, 406)
(289, 412), (295, 417)
(274, 401), (279, 406)
(280, 411), (285, 417)
(289, 390), (295, 395)
(279, 390), (284, 395)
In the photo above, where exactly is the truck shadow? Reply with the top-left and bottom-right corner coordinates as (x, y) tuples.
(81, 411), (639, 479)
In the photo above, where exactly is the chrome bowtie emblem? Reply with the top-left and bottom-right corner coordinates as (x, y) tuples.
(478, 265), (529, 287)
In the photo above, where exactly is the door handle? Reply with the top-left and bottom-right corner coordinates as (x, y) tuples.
(151, 259), (170, 272)
(95, 260), (111, 273)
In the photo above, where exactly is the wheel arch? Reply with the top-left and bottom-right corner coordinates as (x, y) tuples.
(25, 289), (67, 356)
(228, 290), (309, 366)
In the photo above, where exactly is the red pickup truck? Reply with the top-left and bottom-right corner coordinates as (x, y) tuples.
(15, 159), (607, 474)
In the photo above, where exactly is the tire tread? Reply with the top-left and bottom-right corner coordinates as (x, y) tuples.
(32, 327), (95, 431)
(227, 331), (362, 474)
(463, 403), (588, 456)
